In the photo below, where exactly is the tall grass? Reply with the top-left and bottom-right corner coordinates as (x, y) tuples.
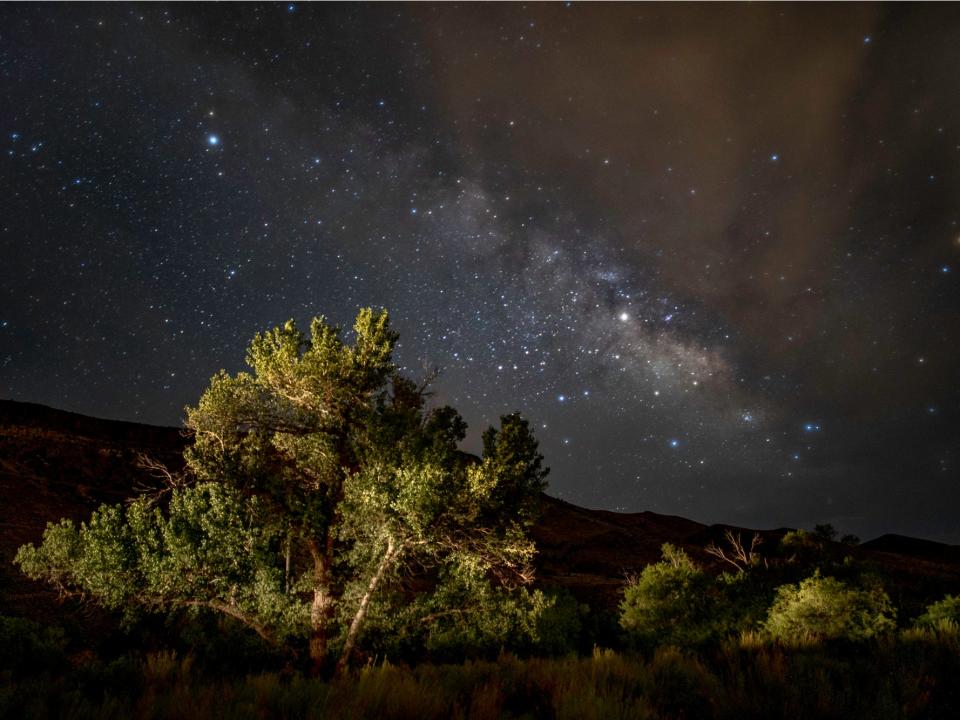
(2, 625), (958, 720)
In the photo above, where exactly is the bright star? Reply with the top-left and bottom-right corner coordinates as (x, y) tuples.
(770, 153), (779, 161)
(207, 134), (220, 146)
(669, 439), (680, 448)
(619, 312), (630, 322)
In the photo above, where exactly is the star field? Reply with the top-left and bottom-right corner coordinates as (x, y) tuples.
(1, 4), (958, 541)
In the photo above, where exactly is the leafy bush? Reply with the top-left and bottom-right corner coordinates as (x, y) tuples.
(620, 544), (729, 648)
(0, 615), (68, 677)
(913, 594), (960, 629)
(763, 572), (896, 643)
(532, 587), (587, 656)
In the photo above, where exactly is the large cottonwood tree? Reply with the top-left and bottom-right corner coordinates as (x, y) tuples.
(16, 309), (548, 673)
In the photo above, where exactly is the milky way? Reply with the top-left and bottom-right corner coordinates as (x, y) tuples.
(1, 3), (958, 541)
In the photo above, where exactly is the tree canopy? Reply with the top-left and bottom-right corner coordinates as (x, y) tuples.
(16, 309), (549, 673)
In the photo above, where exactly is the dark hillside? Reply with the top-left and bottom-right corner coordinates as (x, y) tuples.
(0, 400), (185, 622)
(2, 399), (959, 619)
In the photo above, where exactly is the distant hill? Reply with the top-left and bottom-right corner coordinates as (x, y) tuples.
(0, 400), (187, 623)
(2, 399), (959, 622)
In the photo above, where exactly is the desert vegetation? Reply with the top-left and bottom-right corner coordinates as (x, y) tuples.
(5, 311), (960, 718)
(1, 615), (958, 720)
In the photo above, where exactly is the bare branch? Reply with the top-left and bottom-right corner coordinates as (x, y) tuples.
(705, 530), (763, 573)
(417, 361), (441, 397)
(130, 453), (192, 504)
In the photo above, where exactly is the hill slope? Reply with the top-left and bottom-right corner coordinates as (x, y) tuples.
(2, 399), (959, 619)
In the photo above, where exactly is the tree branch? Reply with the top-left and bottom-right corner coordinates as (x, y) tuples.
(336, 536), (397, 673)
(705, 530), (763, 573)
(183, 600), (276, 645)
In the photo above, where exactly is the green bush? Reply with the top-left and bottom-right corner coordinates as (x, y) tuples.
(532, 587), (587, 656)
(0, 615), (68, 677)
(913, 593), (960, 629)
(620, 544), (728, 648)
(763, 573), (896, 643)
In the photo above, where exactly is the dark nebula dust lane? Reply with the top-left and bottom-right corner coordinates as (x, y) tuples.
(1, 3), (958, 542)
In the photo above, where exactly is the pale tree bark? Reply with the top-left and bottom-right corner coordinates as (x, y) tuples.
(705, 530), (764, 572)
(336, 536), (397, 674)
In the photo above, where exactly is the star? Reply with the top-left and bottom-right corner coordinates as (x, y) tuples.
(2, 1), (959, 548)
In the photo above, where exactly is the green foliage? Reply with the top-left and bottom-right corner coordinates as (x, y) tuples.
(17, 483), (304, 640)
(620, 544), (729, 648)
(532, 587), (587, 656)
(347, 559), (555, 664)
(0, 616), (68, 678)
(763, 572), (897, 643)
(779, 529), (825, 560)
(15, 309), (549, 672)
(914, 594), (960, 629)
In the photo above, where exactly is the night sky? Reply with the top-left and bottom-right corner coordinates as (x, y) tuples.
(2, 3), (958, 542)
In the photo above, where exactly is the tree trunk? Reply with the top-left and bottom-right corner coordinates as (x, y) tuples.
(336, 536), (397, 674)
(307, 537), (335, 675)
(308, 587), (333, 674)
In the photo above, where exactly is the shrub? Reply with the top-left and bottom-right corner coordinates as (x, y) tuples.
(532, 587), (586, 656)
(913, 594), (960, 629)
(763, 572), (896, 643)
(620, 544), (726, 648)
(0, 615), (68, 677)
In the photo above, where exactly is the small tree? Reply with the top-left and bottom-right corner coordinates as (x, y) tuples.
(16, 309), (548, 673)
(763, 572), (896, 643)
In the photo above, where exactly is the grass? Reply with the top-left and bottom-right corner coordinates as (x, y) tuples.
(1, 625), (958, 720)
